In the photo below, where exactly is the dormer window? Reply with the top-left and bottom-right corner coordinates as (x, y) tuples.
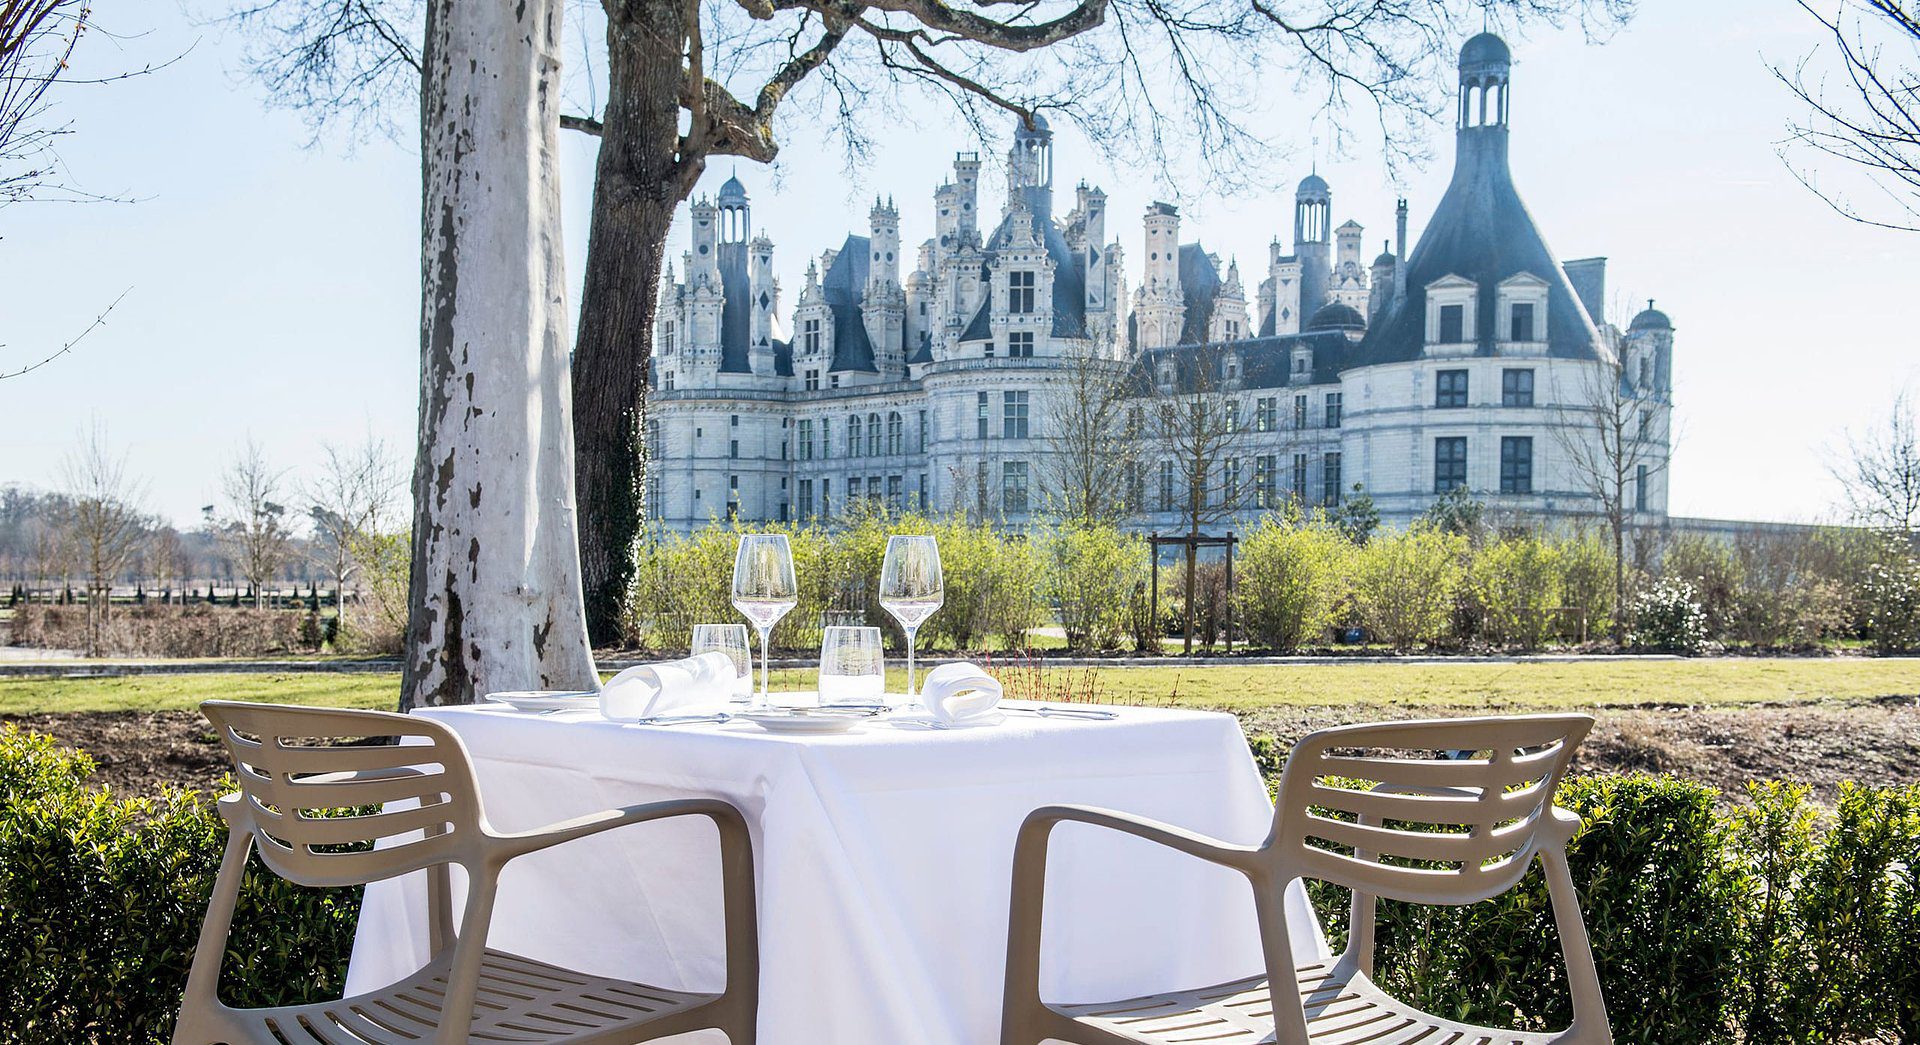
(803, 318), (822, 354)
(1495, 273), (1548, 349)
(662, 322), (676, 356)
(1424, 275), (1478, 349)
(1008, 270), (1036, 314)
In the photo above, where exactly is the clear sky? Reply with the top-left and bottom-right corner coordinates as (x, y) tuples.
(2, 0), (1915, 529)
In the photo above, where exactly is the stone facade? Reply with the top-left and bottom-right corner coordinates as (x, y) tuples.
(648, 33), (1674, 532)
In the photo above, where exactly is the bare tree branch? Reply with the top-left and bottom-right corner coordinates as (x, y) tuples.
(1829, 387), (1920, 532)
(0, 286), (126, 380)
(1775, 0), (1920, 232)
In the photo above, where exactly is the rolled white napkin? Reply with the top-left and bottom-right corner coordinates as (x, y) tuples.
(920, 661), (1003, 725)
(599, 652), (737, 721)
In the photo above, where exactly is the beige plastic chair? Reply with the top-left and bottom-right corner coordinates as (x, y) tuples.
(1000, 714), (1608, 1045)
(174, 700), (759, 1045)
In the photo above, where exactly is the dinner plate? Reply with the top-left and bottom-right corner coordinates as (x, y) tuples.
(485, 691), (599, 712)
(736, 707), (873, 734)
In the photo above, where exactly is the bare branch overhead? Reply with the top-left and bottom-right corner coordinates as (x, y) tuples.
(1775, 0), (1920, 232)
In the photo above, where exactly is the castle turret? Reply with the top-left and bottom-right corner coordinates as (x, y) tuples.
(864, 196), (906, 374)
(1261, 236), (1303, 336)
(1209, 258), (1249, 341)
(1294, 174), (1331, 321)
(1079, 183), (1108, 321)
(1006, 113), (1054, 221)
(749, 233), (778, 377)
(1133, 201), (1185, 349)
(1369, 240), (1397, 321)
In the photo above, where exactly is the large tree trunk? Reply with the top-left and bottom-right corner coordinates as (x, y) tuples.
(571, 5), (698, 647)
(404, 0), (598, 710)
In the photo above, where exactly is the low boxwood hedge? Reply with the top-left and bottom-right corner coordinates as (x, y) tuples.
(2, 725), (1915, 1042)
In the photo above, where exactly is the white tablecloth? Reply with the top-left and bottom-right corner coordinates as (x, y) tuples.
(346, 702), (1326, 1044)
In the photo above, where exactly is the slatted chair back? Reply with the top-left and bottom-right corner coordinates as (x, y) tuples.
(1270, 715), (1591, 906)
(201, 700), (484, 888)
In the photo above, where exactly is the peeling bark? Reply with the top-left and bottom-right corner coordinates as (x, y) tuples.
(404, 0), (598, 709)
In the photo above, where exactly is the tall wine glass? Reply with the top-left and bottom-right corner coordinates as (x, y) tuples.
(732, 534), (798, 706)
(879, 535), (943, 704)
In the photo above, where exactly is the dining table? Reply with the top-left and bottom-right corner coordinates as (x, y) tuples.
(345, 699), (1327, 1044)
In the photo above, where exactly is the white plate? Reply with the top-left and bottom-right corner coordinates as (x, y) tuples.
(485, 691), (599, 712)
(736, 708), (873, 734)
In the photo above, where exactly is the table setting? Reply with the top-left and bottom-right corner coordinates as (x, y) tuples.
(345, 532), (1325, 1044)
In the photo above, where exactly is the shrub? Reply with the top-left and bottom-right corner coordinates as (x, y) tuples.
(342, 529), (410, 654)
(1860, 538), (1920, 653)
(0, 727), (361, 1042)
(1631, 577), (1709, 654)
(1041, 524), (1148, 652)
(1469, 533), (1562, 649)
(1554, 528), (1617, 644)
(1234, 514), (1352, 651)
(7, 603), (313, 658)
(1350, 526), (1466, 649)
(1661, 534), (1744, 642)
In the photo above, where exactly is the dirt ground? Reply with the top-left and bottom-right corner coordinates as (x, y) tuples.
(7, 698), (1916, 803)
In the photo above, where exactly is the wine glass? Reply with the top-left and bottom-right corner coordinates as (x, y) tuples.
(691, 623), (753, 702)
(819, 626), (885, 706)
(879, 535), (943, 704)
(732, 534), (798, 706)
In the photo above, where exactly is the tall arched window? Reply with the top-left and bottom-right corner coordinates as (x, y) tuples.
(848, 415), (862, 457)
(867, 412), (881, 456)
(887, 412), (903, 455)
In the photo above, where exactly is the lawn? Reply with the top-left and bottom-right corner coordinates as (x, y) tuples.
(4, 657), (1917, 715)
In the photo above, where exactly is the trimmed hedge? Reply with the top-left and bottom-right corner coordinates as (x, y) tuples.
(0, 727), (360, 1042)
(3, 726), (1916, 1042)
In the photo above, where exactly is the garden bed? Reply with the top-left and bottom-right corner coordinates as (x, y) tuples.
(10, 696), (1915, 803)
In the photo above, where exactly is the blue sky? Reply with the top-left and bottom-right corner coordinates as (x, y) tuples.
(2, 1), (1915, 528)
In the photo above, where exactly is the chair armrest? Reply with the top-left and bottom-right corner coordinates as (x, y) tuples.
(1020, 804), (1264, 873)
(486, 797), (743, 862)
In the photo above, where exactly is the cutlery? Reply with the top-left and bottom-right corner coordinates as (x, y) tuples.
(1010, 705), (1119, 720)
(632, 712), (733, 726)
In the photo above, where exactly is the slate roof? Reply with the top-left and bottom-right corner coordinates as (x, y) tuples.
(1129, 331), (1352, 394)
(1630, 306), (1672, 331)
(718, 242), (752, 373)
(821, 235), (877, 372)
(1352, 94), (1608, 367)
(1178, 243), (1219, 344)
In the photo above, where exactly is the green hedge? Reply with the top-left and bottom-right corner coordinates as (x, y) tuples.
(0, 727), (360, 1042)
(4, 726), (1915, 1042)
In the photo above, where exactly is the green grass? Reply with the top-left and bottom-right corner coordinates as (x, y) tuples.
(1, 657), (1915, 716)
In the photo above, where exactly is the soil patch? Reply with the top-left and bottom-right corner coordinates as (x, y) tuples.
(1237, 697), (1920, 803)
(5, 698), (1917, 802)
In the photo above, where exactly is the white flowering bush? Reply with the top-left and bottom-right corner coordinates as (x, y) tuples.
(1861, 544), (1920, 653)
(1631, 577), (1710, 654)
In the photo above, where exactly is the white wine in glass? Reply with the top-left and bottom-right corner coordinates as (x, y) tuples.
(879, 535), (943, 703)
(732, 534), (798, 705)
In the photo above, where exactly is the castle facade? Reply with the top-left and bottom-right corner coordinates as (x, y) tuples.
(647, 33), (1675, 532)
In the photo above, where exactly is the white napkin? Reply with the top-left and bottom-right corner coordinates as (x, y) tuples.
(599, 652), (737, 721)
(920, 662), (1003, 725)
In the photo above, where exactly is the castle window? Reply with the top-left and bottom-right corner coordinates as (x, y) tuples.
(804, 318), (821, 354)
(1003, 461), (1030, 512)
(1008, 270), (1036, 314)
(1003, 391), (1030, 439)
(869, 476), (882, 501)
(1438, 304), (1464, 344)
(1436, 369), (1469, 408)
(1509, 302), (1535, 343)
(1325, 392), (1343, 428)
(1226, 320), (1240, 339)
(977, 392), (990, 439)
(1008, 331), (1034, 358)
(848, 415), (862, 457)
(1159, 461), (1176, 512)
(867, 412), (881, 456)
(1224, 458), (1241, 504)
(1434, 437), (1468, 493)
(918, 410), (928, 452)
(730, 439), (738, 459)
(664, 371), (675, 390)
(887, 412), (903, 455)
(1293, 394), (1308, 429)
(799, 420), (814, 460)
(805, 369), (819, 391)
(1636, 465), (1649, 511)
(1292, 453), (1309, 502)
(1323, 453), (1343, 506)
(822, 478), (831, 516)
(984, 341), (995, 358)
(1255, 397), (1276, 433)
(1640, 353), (1653, 387)
(1502, 368), (1534, 407)
(798, 480), (812, 518)
(1500, 436), (1533, 494)
(831, 374), (840, 388)
(1255, 456), (1276, 507)
(662, 323), (675, 355)
(887, 475), (903, 511)
(918, 473), (928, 509)
(1225, 400), (1240, 433)
(820, 418), (830, 459)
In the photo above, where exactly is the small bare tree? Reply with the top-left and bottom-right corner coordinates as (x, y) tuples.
(305, 435), (403, 625)
(1041, 338), (1139, 526)
(218, 438), (294, 609)
(58, 423), (149, 653)
(1831, 388), (1920, 533)
(1775, 0), (1920, 232)
(1148, 344), (1246, 653)
(1553, 348), (1671, 643)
